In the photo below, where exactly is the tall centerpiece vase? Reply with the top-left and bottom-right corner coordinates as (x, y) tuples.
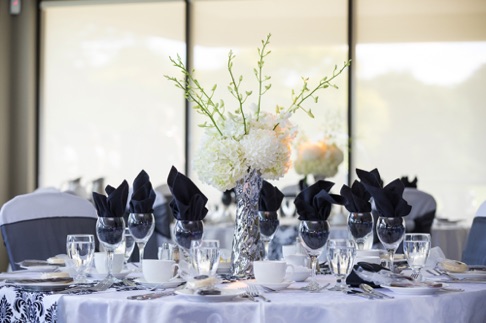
(231, 169), (264, 278)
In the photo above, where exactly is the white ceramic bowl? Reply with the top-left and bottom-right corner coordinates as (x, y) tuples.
(286, 266), (311, 282)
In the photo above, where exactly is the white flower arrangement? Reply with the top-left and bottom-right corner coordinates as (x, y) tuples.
(294, 139), (344, 179)
(165, 34), (349, 191)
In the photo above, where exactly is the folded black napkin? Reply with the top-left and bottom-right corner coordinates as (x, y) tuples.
(259, 181), (285, 212)
(167, 166), (208, 221)
(92, 180), (129, 217)
(346, 262), (389, 288)
(294, 180), (345, 221)
(129, 169), (156, 213)
(340, 180), (372, 213)
(400, 176), (418, 188)
(357, 168), (411, 218)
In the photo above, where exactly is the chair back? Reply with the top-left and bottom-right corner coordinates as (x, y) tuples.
(403, 188), (437, 234)
(476, 200), (486, 217)
(0, 190), (98, 270)
(462, 216), (486, 266)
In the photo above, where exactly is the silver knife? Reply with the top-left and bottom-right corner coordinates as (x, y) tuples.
(127, 291), (175, 300)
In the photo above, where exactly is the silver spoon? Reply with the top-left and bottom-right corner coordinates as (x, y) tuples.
(359, 283), (394, 299)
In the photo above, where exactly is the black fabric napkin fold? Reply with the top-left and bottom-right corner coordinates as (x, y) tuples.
(92, 180), (129, 217)
(294, 180), (345, 221)
(259, 181), (285, 212)
(129, 169), (156, 213)
(167, 166), (208, 221)
(357, 168), (412, 218)
(346, 262), (389, 288)
(340, 180), (372, 213)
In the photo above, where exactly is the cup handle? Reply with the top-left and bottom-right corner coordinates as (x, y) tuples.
(286, 264), (295, 276)
(172, 264), (180, 279)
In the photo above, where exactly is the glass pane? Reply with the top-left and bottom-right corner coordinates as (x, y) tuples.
(40, 1), (186, 191)
(355, 0), (486, 222)
(188, 0), (349, 202)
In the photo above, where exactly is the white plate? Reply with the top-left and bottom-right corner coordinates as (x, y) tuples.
(88, 271), (130, 280)
(20, 265), (59, 272)
(250, 280), (294, 291)
(382, 283), (446, 295)
(13, 281), (73, 292)
(134, 278), (185, 289)
(450, 270), (486, 280)
(175, 288), (245, 302)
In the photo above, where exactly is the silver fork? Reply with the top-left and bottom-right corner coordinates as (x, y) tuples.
(246, 285), (271, 302)
(57, 279), (113, 294)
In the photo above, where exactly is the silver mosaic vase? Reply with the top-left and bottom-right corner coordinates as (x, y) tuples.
(231, 169), (264, 278)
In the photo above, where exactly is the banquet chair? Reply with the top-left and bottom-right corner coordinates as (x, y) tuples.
(402, 188), (437, 234)
(0, 189), (98, 270)
(461, 216), (486, 266)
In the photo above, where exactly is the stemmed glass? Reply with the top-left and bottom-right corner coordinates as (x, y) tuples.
(128, 212), (155, 271)
(173, 220), (204, 273)
(66, 234), (95, 283)
(347, 212), (374, 250)
(376, 216), (406, 272)
(327, 239), (357, 291)
(403, 233), (431, 281)
(96, 217), (125, 282)
(258, 211), (279, 260)
(298, 220), (330, 291)
(123, 228), (136, 267)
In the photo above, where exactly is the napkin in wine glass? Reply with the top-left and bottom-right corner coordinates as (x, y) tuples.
(294, 180), (345, 221)
(129, 169), (156, 213)
(92, 180), (129, 217)
(258, 180), (285, 212)
(357, 168), (411, 218)
(167, 166), (208, 221)
(400, 176), (418, 188)
(340, 180), (372, 213)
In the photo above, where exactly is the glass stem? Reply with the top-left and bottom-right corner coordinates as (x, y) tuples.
(310, 255), (318, 282)
(263, 241), (270, 260)
(106, 249), (114, 280)
(387, 249), (395, 272)
(138, 242), (146, 271)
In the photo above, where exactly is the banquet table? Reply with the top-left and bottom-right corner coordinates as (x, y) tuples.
(1, 273), (486, 323)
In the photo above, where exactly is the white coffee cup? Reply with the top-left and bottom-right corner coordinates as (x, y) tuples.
(253, 260), (294, 284)
(94, 252), (124, 274)
(282, 245), (297, 258)
(142, 259), (179, 283)
(285, 254), (307, 267)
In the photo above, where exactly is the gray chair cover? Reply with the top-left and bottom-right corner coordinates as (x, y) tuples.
(0, 189), (98, 270)
(462, 216), (486, 266)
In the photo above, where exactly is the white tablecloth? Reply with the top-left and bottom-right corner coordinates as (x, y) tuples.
(53, 276), (486, 323)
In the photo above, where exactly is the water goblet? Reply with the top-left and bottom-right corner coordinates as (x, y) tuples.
(403, 233), (431, 281)
(191, 239), (220, 278)
(96, 217), (125, 282)
(123, 228), (136, 266)
(128, 212), (155, 271)
(66, 234), (95, 283)
(327, 239), (357, 291)
(376, 216), (406, 272)
(347, 212), (374, 250)
(298, 220), (330, 291)
(258, 211), (279, 260)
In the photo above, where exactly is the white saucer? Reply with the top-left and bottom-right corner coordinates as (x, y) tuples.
(250, 280), (293, 291)
(88, 270), (130, 280)
(382, 283), (446, 295)
(175, 288), (244, 302)
(20, 265), (59, 272)
(134, 278), (185, 289)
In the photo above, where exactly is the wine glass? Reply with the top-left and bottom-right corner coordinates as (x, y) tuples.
(298, 220), (330, 291)
(376, 216), (406, 272)
(95, 217), (125, 282)
(347, 212), (374, 250)
(66, 234), (95, 283)
(258, 211), (279, 260)
(173, 220), (204, 272)
(403, 233), (431, 281)
(123, 228), (136, 267)
(128, 212), (155, 271)
(327, 239), (357, 291)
